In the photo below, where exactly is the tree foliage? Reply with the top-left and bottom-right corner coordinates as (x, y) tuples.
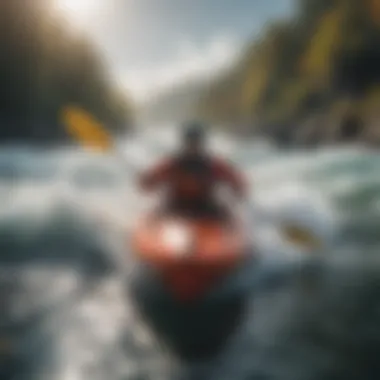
(200, 0), (380, 144)
(0, 0), (133, 144)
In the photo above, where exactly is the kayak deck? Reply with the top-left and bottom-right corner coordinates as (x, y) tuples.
(131, 213), (248, 301)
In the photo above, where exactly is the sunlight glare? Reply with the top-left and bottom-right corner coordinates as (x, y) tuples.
(55, 0), (98, 22)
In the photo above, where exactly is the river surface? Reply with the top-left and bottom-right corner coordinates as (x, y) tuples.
(0, 130), (379, 380)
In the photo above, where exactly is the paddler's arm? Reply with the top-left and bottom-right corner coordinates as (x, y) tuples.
(213, 158), (248, 200)
(138, 158), (172, 192)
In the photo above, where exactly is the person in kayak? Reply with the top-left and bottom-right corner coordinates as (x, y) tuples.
(138, 121), (247, 220)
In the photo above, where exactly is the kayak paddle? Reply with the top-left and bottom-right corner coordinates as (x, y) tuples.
(61, 105), (115, 152)
(61, 105), (138, 173)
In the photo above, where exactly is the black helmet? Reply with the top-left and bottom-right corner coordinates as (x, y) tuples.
(181, 120), (207, 143)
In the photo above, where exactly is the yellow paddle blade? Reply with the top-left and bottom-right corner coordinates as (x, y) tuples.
(281, 224), (322, 251)
(61, 105), (114, 152)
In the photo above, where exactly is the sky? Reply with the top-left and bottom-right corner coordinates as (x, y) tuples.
(57, 0), (296, 103)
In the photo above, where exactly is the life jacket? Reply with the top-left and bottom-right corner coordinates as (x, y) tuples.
(169, 155), (215, 200)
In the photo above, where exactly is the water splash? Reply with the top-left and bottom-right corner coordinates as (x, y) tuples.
(0, 134), (379, 380)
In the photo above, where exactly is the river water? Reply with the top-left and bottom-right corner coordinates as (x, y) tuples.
(0, 130), (379, 380)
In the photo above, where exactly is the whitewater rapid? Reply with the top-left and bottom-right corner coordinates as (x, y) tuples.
(0, 129), (380, 380)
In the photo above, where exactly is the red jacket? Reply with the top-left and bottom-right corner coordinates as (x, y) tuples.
(138, 155), (247, 203)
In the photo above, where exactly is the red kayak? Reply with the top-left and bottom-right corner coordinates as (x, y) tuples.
(131, 211), (248, 303)
(129, 210), (251, 361)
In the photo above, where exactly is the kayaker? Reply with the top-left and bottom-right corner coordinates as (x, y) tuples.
(138, 121), (247, 220)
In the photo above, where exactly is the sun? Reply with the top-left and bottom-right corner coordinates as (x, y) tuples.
(55, 0), (98, 20)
